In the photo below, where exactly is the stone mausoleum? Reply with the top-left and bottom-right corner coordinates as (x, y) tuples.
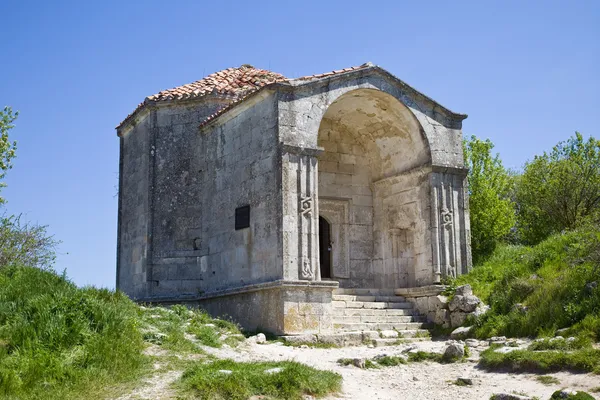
(116, 63), (472, 337)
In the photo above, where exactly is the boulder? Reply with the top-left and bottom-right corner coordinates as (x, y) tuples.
(434, 308), (450, 327)
(451, 326), (473, 340)
(443, 342), (465, 361)
(455, 284), (473, 296)
(248, 333), (267, 344)
(429, 295), (449, 310)
(449, 294), (481, 313)
(465, 338), (480, 348)
(352, 358), (366, 368)
(450, 311), (468, 328)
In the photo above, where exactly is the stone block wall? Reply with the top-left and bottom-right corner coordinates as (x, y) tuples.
(117, 116), (152, 298)
(150, 92), (282, 297)
(196, 280), (337, 335)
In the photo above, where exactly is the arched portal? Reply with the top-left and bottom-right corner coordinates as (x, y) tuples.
(317, 89), (433, 288)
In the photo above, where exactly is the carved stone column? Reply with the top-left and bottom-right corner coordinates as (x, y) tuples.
(281, 144), (323, 281)
(430, 166), (471, 283)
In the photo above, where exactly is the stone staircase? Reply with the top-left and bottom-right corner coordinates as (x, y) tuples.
(332, 288), (432, 340)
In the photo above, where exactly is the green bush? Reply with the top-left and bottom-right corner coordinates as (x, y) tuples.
(0, 265), (146, 399)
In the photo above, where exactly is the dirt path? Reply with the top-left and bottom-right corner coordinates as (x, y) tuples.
(116, 339), (600, 400)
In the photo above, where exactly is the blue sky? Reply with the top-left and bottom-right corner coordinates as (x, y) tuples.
(1, 1), (598, 289)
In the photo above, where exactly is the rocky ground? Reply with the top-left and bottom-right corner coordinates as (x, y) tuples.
(117, 336), (600, 400)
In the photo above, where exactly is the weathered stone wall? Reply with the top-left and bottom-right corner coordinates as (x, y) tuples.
(373, 167), (433, 288)
(117, 117), (152, 299)
(150, 92), (282, 297)
(195, 281), (337, 335)
(318, 118), (374, 286)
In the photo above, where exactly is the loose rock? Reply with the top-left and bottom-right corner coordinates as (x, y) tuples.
(451, 326), (473, 340)
(456, 377), (473, 385)
(443, 342), (465, 361)
(264, 367), (283, 374)
(490, 394), (533, 400)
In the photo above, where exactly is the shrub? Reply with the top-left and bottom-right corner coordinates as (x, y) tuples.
(463, 135), (516, 263)
(516, 132), (600, 245)
(0, 214), (58, 270)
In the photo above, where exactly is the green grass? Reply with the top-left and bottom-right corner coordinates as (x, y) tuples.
(339, 349), (467, 369)
(373, 355), (407, 366)
(550, 390), (595, 400)
(453, 226), (600, 340)
(535, 375), (560, 385)
(528, 336), (591, 351)
(178, 359), (342, 400)
(0, 265), (147, 399)
(479, 346), (600, 373)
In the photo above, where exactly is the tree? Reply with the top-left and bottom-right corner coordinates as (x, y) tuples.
(464, 135), (516, 264)
(0, 106), (18, 204)
(516, 132), (600, 244)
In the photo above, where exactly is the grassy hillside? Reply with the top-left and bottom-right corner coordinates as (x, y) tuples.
(0, 265), (146, 399)
(453, 226), (600, 340)
(0, 265), (342, 400)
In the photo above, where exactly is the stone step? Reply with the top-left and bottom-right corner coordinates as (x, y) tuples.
(332, 315), (419, 324)
(333, 288), (397, 296)
(332, 308), (414, 317)
(333, 322), (431, 332)
(282, 330), (431, 347)
(333, 300), (413, 310)
(371, 333), (432, 346)
(332, 295), (407, 302)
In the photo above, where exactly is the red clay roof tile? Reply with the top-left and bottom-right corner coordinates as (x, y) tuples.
(117, 63), (372, 130)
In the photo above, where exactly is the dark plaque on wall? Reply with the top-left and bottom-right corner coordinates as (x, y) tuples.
(235, 205), (250, 230)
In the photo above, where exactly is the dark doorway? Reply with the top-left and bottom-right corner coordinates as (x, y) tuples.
(319, 216), (332, 279)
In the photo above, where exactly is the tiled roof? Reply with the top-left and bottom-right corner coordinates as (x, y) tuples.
(117, 63), (372, 131)
(147, 64), (286, 102)
(117, 65), (286, 130)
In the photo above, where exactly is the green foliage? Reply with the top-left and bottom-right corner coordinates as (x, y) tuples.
(550, 390), (595, 400)
(0, 107), (18, 204)
(0, 214), (59, 269)
(455, 226), (600, 339)
(464, 135), (516, 263)
(479, 346), (600, 373)
(0, 265), (146, 399)
(178, 359), (342, 400)
(516, 132), (600, 244)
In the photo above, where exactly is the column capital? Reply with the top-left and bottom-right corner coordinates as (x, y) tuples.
(281, 144), (324, 157)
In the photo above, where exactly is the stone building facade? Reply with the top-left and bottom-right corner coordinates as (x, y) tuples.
(116, 63), (471, 335)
